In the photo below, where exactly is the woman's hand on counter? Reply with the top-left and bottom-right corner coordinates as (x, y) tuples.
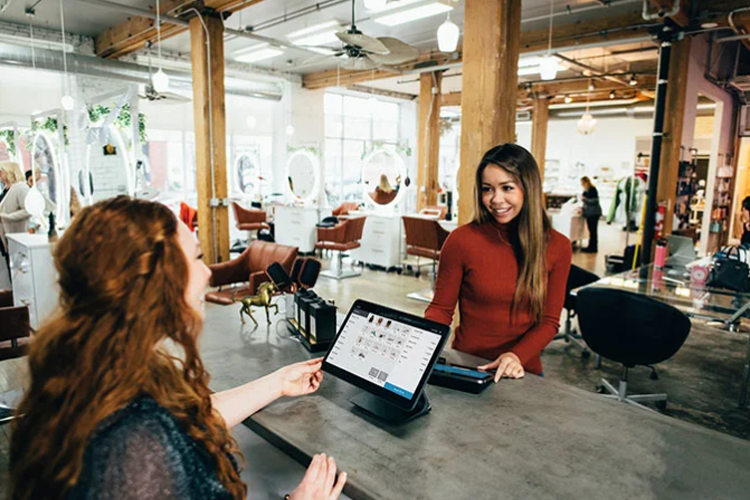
(277, 357), (325, 398)
(478, 352), (525, 382)
(289, 453), (347, 500)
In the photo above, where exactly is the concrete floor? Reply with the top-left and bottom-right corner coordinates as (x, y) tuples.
(1, 221), (749, 498)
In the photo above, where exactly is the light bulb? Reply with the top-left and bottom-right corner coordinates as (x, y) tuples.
(437, 17), (460, 53)
(609, 91), (616, 99)
(286, 124), (295, 136)
(564, 95), (572, 104)
(246, 116), (257, 129)
(24, 186), (46, 218)
(61, 95), (75, 111)
(364, 0), (387, 10)
(153, 68), (170, 92)
(629, 75), (638, 86)
(539, 54), (558, 81)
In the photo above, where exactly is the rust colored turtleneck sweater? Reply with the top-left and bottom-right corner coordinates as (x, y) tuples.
(425, 221), (572, 375)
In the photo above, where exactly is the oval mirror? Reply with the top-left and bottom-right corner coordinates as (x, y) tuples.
(85, 125), (133, 203)
(362, 148), (404, 208)
(236, 153), (259, 196)
(31, 132), (61, 211)
(286, 150), (319, 203)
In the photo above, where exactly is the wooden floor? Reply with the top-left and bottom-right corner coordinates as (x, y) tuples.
(2, 222), (748, 498)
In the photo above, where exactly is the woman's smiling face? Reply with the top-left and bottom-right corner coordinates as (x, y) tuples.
(481, 164), (524, 224)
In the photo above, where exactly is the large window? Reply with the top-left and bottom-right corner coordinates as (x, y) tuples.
(324, 92), (401, 205)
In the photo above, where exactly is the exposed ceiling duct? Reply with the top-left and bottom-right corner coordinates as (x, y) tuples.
(0, 41), (283, 101)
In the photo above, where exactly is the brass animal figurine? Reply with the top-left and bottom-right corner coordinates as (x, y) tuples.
(233, 281), (279, 326)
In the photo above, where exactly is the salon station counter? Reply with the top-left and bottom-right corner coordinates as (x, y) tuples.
(349, 211), (404, 269)
(201, 308), (750, 500)
(274, 206), (331, 254)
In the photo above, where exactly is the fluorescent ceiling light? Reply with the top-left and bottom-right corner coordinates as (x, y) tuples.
(291, 30), (342, 47)
(374, 1), (453, 26)
(0, 33), (74, 53)
(287, 21), (341, 39)
(234, 43), (284, 63)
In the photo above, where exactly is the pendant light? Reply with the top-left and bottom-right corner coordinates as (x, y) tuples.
(59, 0), (74, 110)
(577, 79), (596, 135)
(153, 0), (170, 92)
(437, 12), (459, 53)
(539, 0), (558, 81)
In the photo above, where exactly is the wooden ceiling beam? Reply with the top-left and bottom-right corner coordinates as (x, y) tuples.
(95, 0), (267, 59)
(304, 10), (654, 90)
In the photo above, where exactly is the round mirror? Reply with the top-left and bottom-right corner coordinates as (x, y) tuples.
(85, 125), (133, 204)
(362, 148), (405, 208)
(286, 150), (320, 203)
(236, 153), (259, 196)
(31, 132), (62, 219)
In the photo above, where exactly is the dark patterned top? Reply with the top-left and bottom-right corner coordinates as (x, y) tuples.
(69, 396), (234, 500)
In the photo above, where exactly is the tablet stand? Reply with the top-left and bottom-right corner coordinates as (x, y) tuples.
(350, 391), (430, 424)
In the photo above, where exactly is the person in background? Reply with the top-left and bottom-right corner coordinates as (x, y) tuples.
(10, 196), (346, 500)
(0, 161), (31, 266)
(580, 176), (602, 253)
(425, 144), (572, 380)
(741, 196), (750, 247)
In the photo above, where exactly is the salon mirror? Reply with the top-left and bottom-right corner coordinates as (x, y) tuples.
(362, 148), (404, 208)
(286, 150), (319, 203)
(236, 153), (259, 196)
(85, 125), (132, 203)
(31, 132), (59, 206)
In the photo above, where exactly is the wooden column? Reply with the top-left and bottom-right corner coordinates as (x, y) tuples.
(655, 36), (692, 237)
(531, 95), (550, 179)
(417, 71), (442, 211)
(458, 0), (521, 224)
(190, 13), (229, 264)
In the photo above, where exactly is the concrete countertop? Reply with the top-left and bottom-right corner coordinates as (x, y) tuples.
(200, 310), (750, 500)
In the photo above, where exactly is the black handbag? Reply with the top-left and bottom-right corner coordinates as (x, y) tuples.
(708, 247), (750, 292)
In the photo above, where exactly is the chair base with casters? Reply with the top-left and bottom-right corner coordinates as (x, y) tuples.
(319, 248), (361, 280)
(553, 311), (591, 357)
(597, 366), (667, 413)
(407, 258), (437, 303)
(552, 265), (599, 358)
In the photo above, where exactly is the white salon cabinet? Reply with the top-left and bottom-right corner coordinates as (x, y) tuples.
(275, 206), (330, 253)
(8, 233), (58, 330)
(350, 212), (403, 269)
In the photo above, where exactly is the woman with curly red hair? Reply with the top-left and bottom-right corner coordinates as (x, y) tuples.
(10, 196), (346, 500)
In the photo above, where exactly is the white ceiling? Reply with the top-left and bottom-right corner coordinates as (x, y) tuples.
(0, 0), (648, 76)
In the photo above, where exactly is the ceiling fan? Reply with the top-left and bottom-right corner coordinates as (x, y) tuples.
(306, 0), (420, 70)
(138, 42), (191, 104)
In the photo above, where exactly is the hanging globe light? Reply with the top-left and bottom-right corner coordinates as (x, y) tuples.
(577, 112), (597, 135)
(24, 186), (46, 220)
(437, 14), (459, 53)
(539, 54), (559, 81)
(286, 124), (295, 136)
(61, 95), (75, 111)
(153, 68), (170, 93)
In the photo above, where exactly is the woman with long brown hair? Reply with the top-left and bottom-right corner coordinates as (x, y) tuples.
(10, 196), (346, 500)
(425, 144), (572, 379)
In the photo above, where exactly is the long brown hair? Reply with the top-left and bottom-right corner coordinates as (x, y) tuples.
(473, 144), (551, 324)
(10, 196), (246, 500)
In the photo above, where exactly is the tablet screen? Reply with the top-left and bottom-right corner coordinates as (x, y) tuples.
(324, 300), (448, 407)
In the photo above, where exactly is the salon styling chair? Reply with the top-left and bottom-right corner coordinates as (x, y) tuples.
(179, 202), (198, 232)
(402, 216), (450, 302)
(232, 202), (269, 239)
(332, 202), (360, 217)
(576, 287), (691, 411)
(205, 241), (298, 305)
(315, 216), (367, 280)
(0, 290), (30, 361)
(552, 265), (600, 357)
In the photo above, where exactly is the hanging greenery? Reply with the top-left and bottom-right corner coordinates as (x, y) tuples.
(439, 117), (454, 137)
(0, 129), (16, 156)
(25, 117), (69, 147)
(360, 140), (412, 160)
(87, 103), (148, 144)
(287, 145), (322, 158)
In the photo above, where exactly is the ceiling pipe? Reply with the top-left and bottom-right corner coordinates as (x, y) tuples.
(0, 41), (282, 101)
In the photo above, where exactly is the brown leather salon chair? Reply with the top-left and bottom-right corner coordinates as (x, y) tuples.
(420, 205), (448, 220)
(402, 216), (450, 302)
(315, 216), (367, 280)
(232, 202), (269, 240)
(332, 202), (360, 217)
(205, 241), (298, 305)
(0, 290), (30, 361)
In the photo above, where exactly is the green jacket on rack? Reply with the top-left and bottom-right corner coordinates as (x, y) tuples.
(607, 177), (640, 224)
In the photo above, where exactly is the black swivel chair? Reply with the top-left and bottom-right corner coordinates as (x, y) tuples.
(576, 287), (691, 411)
(553, 265), (600, 357)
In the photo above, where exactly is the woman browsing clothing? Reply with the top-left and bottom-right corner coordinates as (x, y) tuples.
(10, 196), (346, 500)
(425, 144), (572, 380)
(580, 176), (602, 253)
